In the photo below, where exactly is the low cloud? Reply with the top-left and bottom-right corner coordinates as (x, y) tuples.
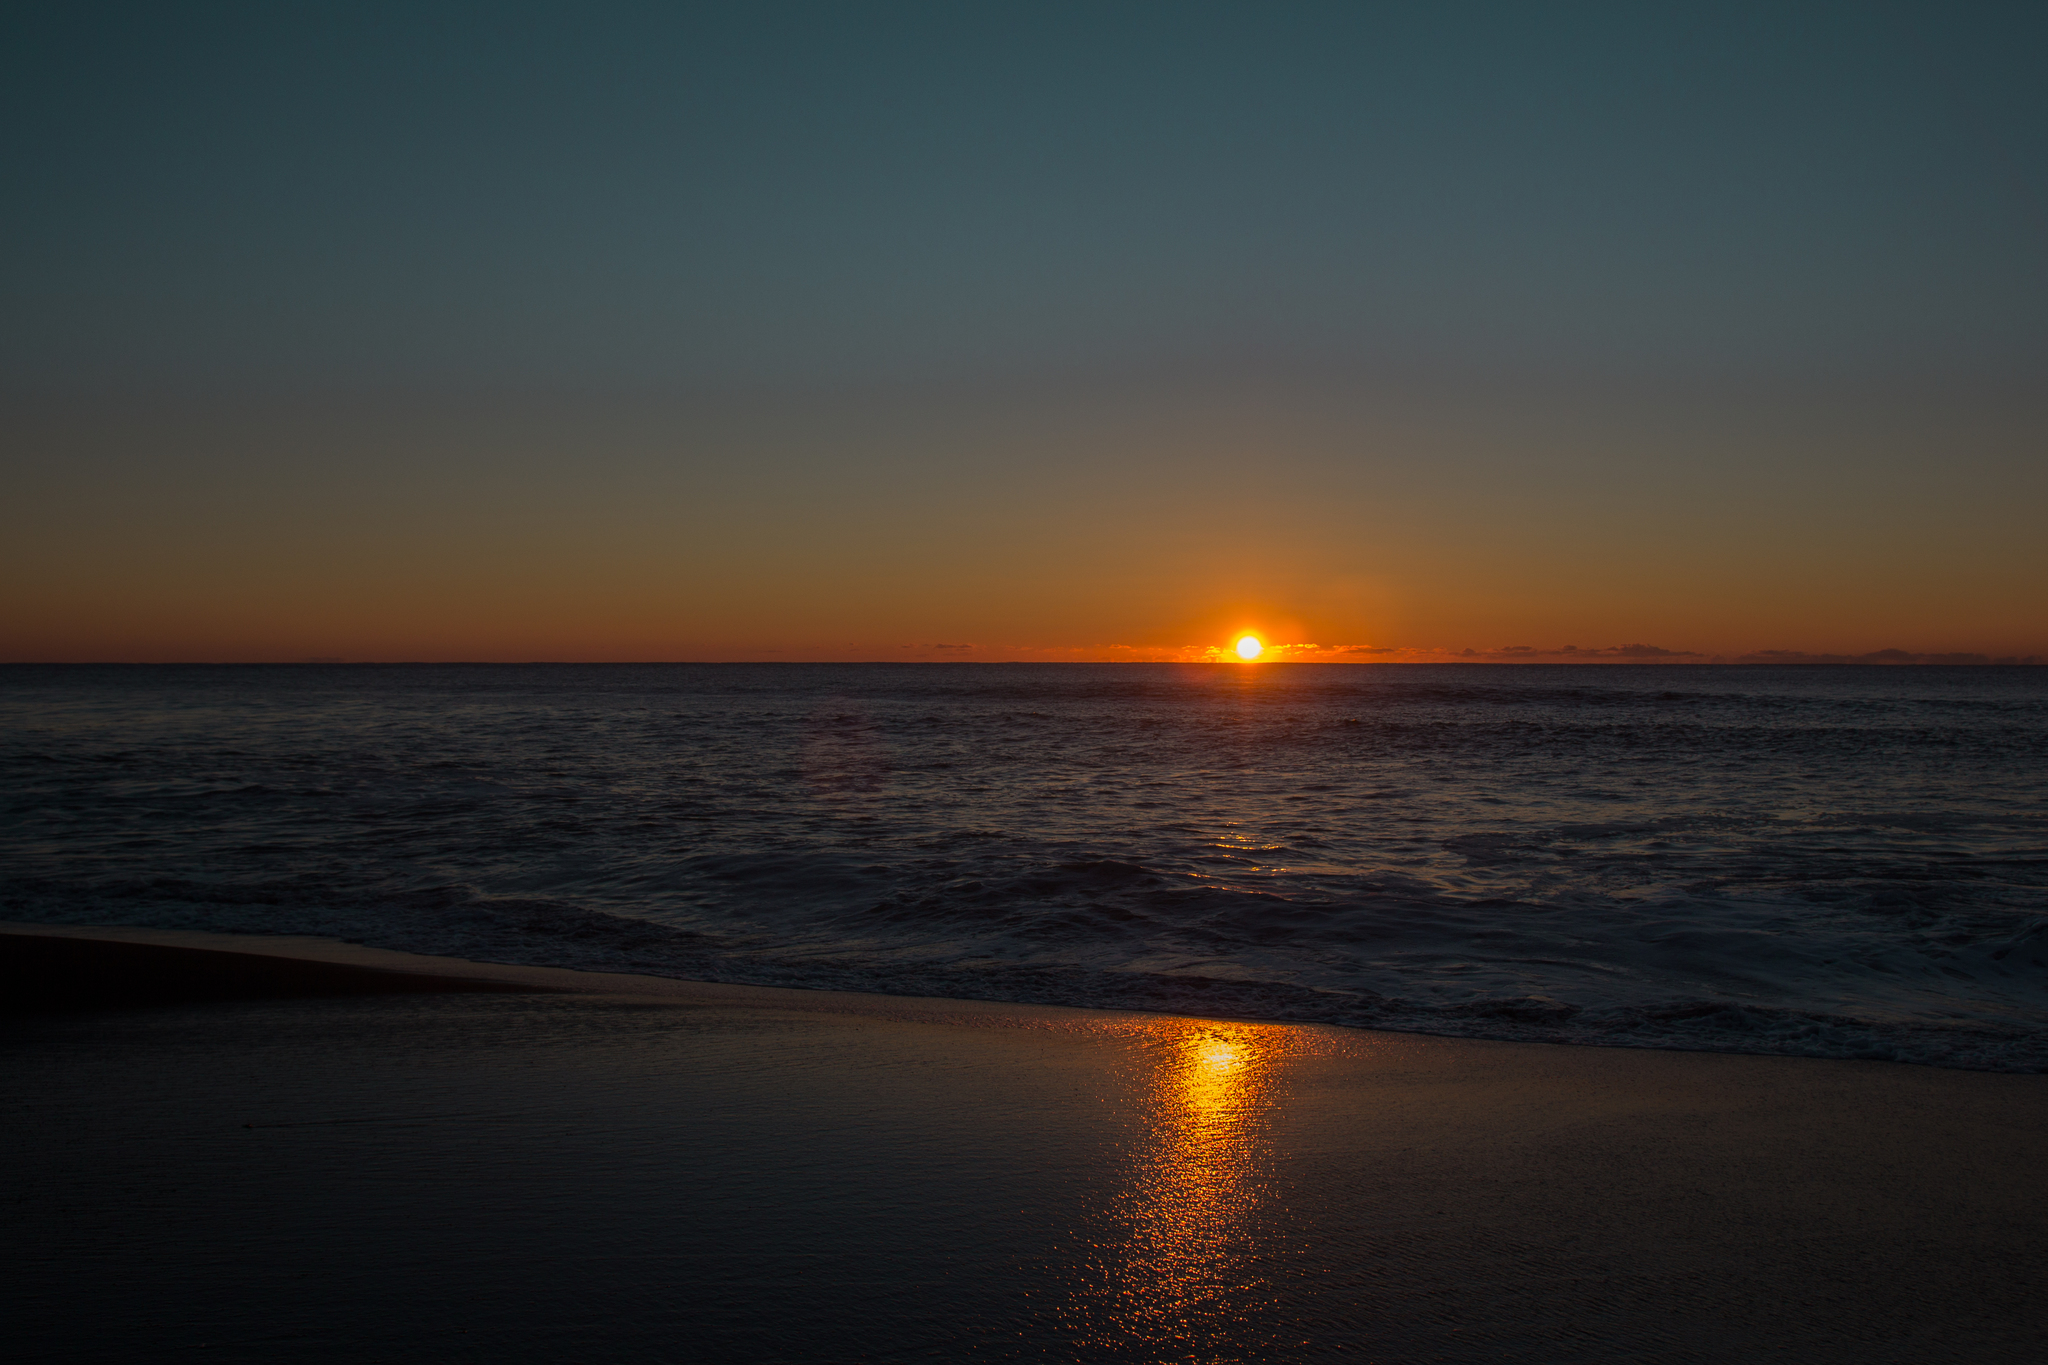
(1590, 643), (1699, 658)
(1442, 643), (1705, 661)
(851, 641), (2042, 666)
(1735, 648), (2044, 665)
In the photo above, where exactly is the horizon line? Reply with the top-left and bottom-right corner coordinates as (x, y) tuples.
(5, 658), (2044, 668)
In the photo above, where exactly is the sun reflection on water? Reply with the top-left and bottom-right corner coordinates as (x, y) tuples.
(1087, 1018), (1302, 1357)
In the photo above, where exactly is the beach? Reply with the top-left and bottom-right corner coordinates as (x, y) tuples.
(7, 924), (2044, 1363)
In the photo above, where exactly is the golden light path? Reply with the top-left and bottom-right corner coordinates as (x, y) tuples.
(1083, 1017), (1316, 1356)
(1235, 635), (1264, 661)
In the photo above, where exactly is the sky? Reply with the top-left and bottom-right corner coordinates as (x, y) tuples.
(4, 0), (2044, 663)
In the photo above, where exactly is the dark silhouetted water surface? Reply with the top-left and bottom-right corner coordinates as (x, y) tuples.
(5, 663), (2045, 1068)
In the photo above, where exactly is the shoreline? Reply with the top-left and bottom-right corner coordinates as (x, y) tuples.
(5, 919), (2040, 1074)
(0, 920), (1191, 1027)
(9, 920), (2047, 1361)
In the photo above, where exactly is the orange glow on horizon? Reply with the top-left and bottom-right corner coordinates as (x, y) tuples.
(6, 383), (2043, 668)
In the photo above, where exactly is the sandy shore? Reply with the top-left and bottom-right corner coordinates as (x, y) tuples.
(6, 924), (2045, 1363)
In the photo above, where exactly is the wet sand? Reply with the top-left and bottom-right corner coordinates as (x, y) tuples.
(5, 924), (2045, 1363)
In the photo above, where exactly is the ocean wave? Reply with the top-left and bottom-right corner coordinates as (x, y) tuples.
(6, 662), (2046, 1072)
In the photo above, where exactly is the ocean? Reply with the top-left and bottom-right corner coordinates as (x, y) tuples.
(5, 663), (2045, 1070)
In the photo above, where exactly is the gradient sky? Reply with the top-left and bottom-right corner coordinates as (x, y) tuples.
(5, 1), (2044, 662)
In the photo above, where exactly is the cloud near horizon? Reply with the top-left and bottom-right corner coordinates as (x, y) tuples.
(9, 642), (2041, 665)
(880, 643), (2046, 666)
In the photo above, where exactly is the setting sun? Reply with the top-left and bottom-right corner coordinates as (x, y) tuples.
(1235, 635), (1263, 661)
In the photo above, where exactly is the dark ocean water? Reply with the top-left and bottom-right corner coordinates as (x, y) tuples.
(4, 663), (2045, 1069)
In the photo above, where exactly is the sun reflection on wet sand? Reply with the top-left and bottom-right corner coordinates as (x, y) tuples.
(1082, 1017), (1310, 1359)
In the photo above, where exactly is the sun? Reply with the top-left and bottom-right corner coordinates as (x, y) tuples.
(1235, 634), (1263, 661)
